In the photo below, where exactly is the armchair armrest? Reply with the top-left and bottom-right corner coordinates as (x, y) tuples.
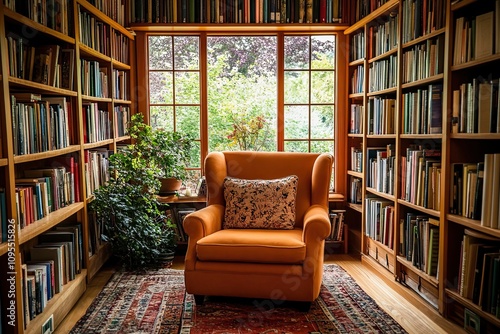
(183, 204), (225, 270)
(183, 204), (224, 239)
(302, 204), (331, 244)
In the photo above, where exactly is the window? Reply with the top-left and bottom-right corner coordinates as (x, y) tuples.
(148, 35), (202, 186)
(147, 32), (337, 191)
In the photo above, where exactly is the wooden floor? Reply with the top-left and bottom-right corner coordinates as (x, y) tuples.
(55, 253), (466, 334)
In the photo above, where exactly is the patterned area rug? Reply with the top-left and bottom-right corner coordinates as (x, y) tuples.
(70, 264), (408, 333)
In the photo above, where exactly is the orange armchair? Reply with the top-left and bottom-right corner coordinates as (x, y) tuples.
(183, 151), (333, 307)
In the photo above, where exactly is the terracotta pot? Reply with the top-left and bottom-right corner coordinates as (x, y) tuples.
(159, 177), (182, 195)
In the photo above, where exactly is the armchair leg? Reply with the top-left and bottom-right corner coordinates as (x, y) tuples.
(296, 301), (312, 312)
(194, 294), (205, 305)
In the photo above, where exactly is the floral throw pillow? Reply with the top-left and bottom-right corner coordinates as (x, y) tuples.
(223, 175), (298, 229)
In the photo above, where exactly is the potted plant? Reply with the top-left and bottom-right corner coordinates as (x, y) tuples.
(89, 114), (184, 268)
(151, 127), (194, 195)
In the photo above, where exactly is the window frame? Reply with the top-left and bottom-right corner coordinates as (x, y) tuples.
(134, 27), (347, 195)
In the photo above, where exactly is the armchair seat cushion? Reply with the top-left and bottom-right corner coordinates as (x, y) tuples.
(196, 228), (306, 264)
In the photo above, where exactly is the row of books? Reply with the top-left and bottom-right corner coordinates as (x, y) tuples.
(112, 31), (130, 64)
(350, 65), (364, 95)
(401, 35), (444, 84)
(457, 229), (500, 317)
(169, 207), (196, 243)
(78, 5), (110, 56)
(450, 162), (483, 220)
(366, 145), (395, 195)
(88, 0), (127, 26)
(367, 97), (395, 135)
(451, 77), (500, 134)
(399, 213), (439, 278)
(82, 103), (111, 144)
(481, 154), (500, 229)
(364, 197), (394, 248)
(349, 104), (363, 134)
(114, 70), (130, 100)
(368, 11), (398, 59)
(84, 149), (110, 198)
(6, 39), (75, 90)
(21, 224), (83, 326)
(11, 94), (72, 156)
(16, 159), (79, 229)
(401, 0), (446, 44)
(400, 146), (441, 210)
(87, 210), (105, 256)
(5, 0), (72, 35)
(0, 190), (7, 242)
(353, 0), (389, 22)
(401, 83), (443, 135)
(349, 176), (362, 204)
(453, 3), (500, 66)
(114, 105), (131, 137)
(328, 209), (345, 241)
(349, 31), (365, 62)
(350, 146), (362, 173)
(130, 0), (347, 24)
(368, 54), (397, 92)
(80, 60), (109, 98)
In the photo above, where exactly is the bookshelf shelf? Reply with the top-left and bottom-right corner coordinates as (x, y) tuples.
(368, 47), (398, 63)
(446, 214), (500, 239)
(366, 134), (397, 139)
(397, 256), (439, 287)
(347, 170), (363, 178)
(450, 53), (500, 72)
(397, 200), (441, 218)
(444, 289), (500, 329)
(115, 135), (131, 143)
(348, 133), (364, 138)
(3, 8), (76, 44)
(349, 58), (365, 66)
(401, 28), (446, 49)
(451, 0), (479, 11)
(401, 73), (445, 89)
(83, 139), (114, 150)
(450, 133), (500, 140)
(81, 95), (113, 103)
(113, 98), (132, 105)
(399, 134), (443, 140)
(131, 23), (350, 33)
(13, 145), (81, 164)
(347, 202), (362, 212)
(112, 59), (131, 70)
(79, 44), (112, 63)
(0, 158), (8, 166)
(367, 87), (397, 96)
(366, 187), (395, 201)
(344, 0), (399, 34)
(8, 77), (79, 96)
(19, 202), (85, 244)
(349, 92), (364, 99)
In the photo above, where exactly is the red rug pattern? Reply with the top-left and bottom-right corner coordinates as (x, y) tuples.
(70, 264), (408, 333)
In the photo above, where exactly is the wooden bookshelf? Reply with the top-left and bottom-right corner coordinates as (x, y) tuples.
(0, 1), (135, 332)
(345, 0), (500, 330)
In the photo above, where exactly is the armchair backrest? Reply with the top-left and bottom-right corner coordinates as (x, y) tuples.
(204, 151), (333, 228)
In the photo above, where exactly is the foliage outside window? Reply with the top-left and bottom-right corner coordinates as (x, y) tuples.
(148, 33), (336, 190)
